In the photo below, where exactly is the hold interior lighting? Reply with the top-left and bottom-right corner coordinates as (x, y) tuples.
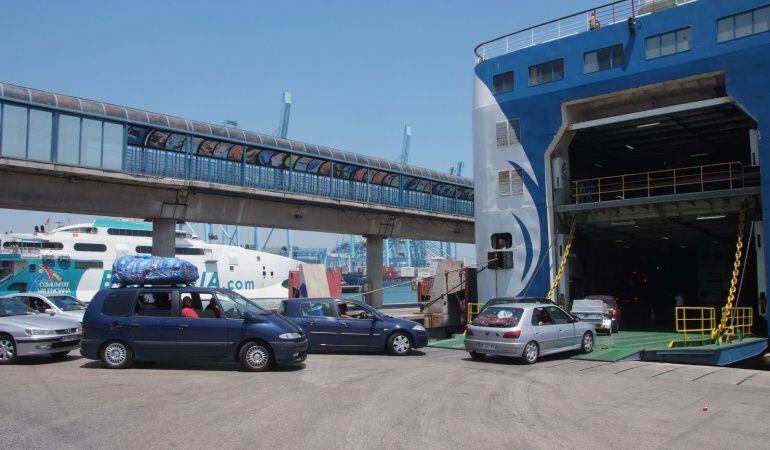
(636, 122), (661, 128)
(696, 214), (727, 221)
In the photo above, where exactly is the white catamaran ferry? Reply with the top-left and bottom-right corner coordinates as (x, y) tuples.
(0, 219), (300, 301)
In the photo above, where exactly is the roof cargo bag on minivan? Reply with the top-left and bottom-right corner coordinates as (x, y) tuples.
(112, 255), (199, 286)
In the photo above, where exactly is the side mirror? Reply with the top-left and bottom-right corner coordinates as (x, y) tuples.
(573, 316), (580, 322)
(44, 308), (55, 316)
(241, 311), (258, 322)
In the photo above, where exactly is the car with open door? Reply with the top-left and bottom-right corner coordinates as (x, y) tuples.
(278, 298), (428, 355)
(81, 287), (308, 371)
(464, 303), (595, 364)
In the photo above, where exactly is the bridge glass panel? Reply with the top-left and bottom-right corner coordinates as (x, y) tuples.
(57, 114), (80, 165)
(27, 109), (53, 162)
(103, 122), (123, 170)
(80, 118), (103, 168)
(1, 104), (27, 158)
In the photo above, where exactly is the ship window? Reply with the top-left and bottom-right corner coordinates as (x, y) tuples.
(108, 228), (153, 237)
(67, 227), (97, 234)
(75, 261), (104, 269)
(135, 246), (203, 256)
(74, 243), (107, 252)
(498, 171), (511, 197)
(717, 6), (770, 43)
(492, 71), (514, 94)
(584, 44), (623, 73)
(42, 242), (63, 250)
(645, 28), (691, 59)
(175, 247), (205, 256)
(528, 59), (563, 86)
(496, 119), (521, 147)
(491, 233), (513, 250)
(1, 104), (28, 159)
(29, 264), (36, 272)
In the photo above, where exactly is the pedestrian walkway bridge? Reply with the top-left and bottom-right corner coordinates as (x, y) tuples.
(0, 82), (474, 243)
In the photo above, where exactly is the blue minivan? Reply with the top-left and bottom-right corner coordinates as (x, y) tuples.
(279, 298), (428, 355)
(81, 287), (308, 371)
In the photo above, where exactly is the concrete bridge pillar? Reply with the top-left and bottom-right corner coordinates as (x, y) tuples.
(151, 218), (176, 257)
(365, 235), (384, 308)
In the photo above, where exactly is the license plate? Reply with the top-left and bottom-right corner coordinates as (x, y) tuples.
(478, 343), (496, 351)
(61, 335), (78, 342)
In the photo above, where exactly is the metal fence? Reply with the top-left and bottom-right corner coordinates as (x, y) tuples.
(475, 0), (696, 60)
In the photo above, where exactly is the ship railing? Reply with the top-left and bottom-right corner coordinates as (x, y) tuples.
(475, 0), (697, 61)
(571, 161), (754, 204)
(0, 247), (41, 258)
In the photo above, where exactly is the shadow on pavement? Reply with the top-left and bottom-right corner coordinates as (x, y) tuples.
(79, 360), (307, 372)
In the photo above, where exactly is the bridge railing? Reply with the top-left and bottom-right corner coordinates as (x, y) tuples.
(123, 145), (473, 216)
(475, 0), (696, 61)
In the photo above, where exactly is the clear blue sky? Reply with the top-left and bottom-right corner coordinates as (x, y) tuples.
(0, 0), (598, 258)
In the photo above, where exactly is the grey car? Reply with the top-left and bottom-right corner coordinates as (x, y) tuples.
(0, 293), (86, 323)
(465, 303), (595, 364)
(0, 297), (82, 365)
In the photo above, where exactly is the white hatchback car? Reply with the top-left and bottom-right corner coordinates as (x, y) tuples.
(0, 293), (87, 323)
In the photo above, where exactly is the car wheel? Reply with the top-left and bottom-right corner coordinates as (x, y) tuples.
(101, 341), (134, 369)
(520, 341), (539, 364)
(387, 332), (413, 356)
(0, 334), (18, 365)
(51, 351), (70, 359)
(469, 351), (486, 361)
(581, 332), (594, 354)
(239, 341), (273, 372)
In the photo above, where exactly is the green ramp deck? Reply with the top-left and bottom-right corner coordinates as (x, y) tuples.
(573, 331), (680, 362)
(429, 331), (682, 362)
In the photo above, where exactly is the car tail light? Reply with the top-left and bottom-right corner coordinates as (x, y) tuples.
(503, 330), (521, 339)
(595, 324), (604, 329)
(464, 327), (473, 336)
(613, 308), (618, 319)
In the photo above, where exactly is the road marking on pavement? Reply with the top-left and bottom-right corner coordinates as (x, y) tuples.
(736, 372), (762, 386)
(692, 369), (722, 382)
(613, 364), (646, 374)
(578, 362), (613, 371)
(651, 367), (680, 378)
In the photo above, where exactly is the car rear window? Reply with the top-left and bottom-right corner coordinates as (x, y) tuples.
(101, 291), (137, 317)
(472, 307), (523, 327)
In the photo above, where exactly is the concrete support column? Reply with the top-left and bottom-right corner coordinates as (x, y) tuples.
(365, 235), (384, 308)
(151, 218), (176, 257)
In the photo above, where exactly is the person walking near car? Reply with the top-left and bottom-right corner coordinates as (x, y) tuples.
(675, 293), (685, 308)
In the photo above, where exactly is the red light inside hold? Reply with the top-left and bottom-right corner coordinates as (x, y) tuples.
(633, 296), (640, 302)
(465, 327), (473, 336)
(503, 330), (521, 339)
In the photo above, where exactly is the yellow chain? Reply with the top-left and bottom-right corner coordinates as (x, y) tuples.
(547, 220), (576, 303)
(712, 207), (746, 342)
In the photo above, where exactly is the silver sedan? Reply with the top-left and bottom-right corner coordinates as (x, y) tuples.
(0, 297), (82, 365)
(465, 303), (595, 364)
